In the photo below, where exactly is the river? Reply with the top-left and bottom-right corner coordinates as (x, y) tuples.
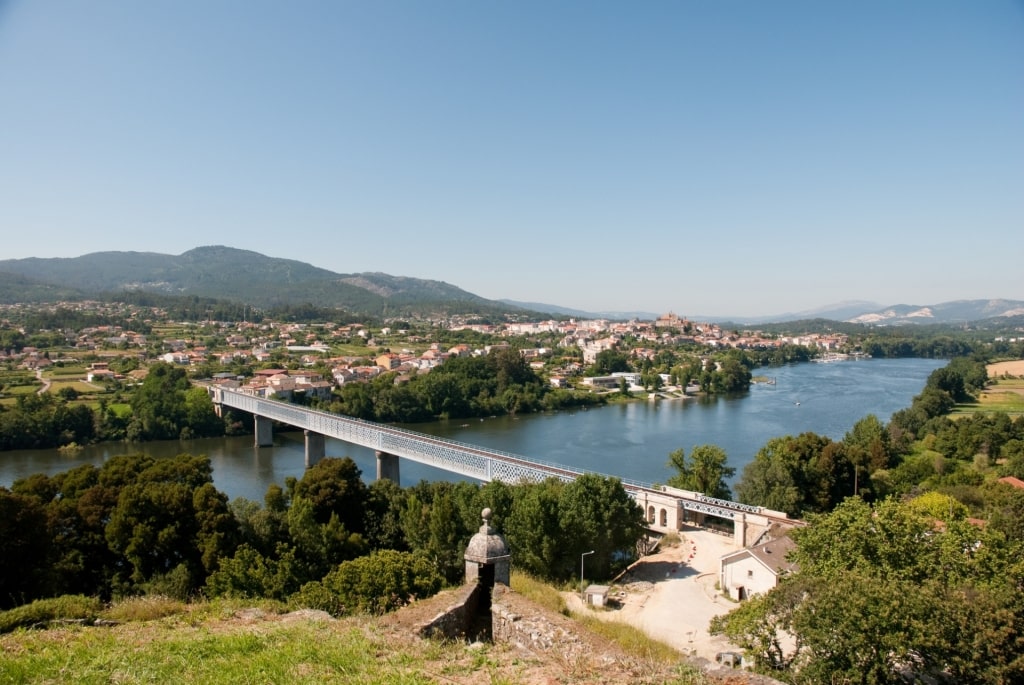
(0, 358), (944, 502)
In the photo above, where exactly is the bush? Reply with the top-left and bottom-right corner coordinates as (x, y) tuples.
(321, 550), (443, 615)
(0, 595), (103, 633)
(289, 581), (345, 617)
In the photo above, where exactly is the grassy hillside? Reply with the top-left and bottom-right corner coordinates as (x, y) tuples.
(0, 246), (533, 319)
(0, 591), (728, 685)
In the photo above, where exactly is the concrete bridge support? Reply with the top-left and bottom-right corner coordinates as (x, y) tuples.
(733, 513), (746, 547)
(376, 450), (400, 483)
(304, 430), (325, 468)
(254, 415), (274, 447)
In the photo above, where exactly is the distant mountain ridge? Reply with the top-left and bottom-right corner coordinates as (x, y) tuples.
(0, 246), (528, 318)
(503, 298), (1024, 326)
(845, 299), (1024, 325)
(0, 246), (1019, 325)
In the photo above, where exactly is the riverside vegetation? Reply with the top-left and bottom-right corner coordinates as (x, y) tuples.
(3, 301), (1024, 682)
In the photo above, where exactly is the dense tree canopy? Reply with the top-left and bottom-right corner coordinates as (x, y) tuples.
(666, 445), (735, 499)
(712, 497), (1024, 683)
(329, 348), (602, 422)
(128, 363), (225, 441)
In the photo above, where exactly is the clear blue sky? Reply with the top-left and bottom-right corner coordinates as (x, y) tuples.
(1, 2), (1021, 318)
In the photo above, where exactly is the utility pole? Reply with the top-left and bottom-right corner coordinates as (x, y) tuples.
(580, 550), (595, 600)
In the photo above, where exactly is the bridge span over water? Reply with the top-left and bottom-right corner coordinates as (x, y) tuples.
(208, 387), (797, 546)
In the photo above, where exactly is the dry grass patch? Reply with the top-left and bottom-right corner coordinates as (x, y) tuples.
(102, 596), (187, 623)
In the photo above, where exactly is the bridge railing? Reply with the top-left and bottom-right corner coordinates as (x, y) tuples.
(215, 388), (658, 487)
(211, 387), (775, 518)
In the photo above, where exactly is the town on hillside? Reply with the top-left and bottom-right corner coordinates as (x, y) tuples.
(4, 301), (851, 399)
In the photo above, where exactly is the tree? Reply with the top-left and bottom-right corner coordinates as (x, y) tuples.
(734, 433), (838, 516)
(364, 478), (408, 551)
(104, 454), (234, 597)
(906, 490), (968, 522)
(589, 349), (630, 375)
(666, 445), (735, 499)
(713, 497), (1024, 683)
(128, 362), (190, 440)
(124, 363), (223, 440)
(711, 356), (752, 393)
(505, 479), (568, 580)
(192, 483), (241, 575)
(557, 474), (644, 582)
(425, 487), (465, 583)
(205, 543), (301, 600)
(709, 576), (804, 672)
(292, 457), (369, 534)
(843, 414), (893, 486)
(285, 496), (366, 584)
(0, 488), (51, 607)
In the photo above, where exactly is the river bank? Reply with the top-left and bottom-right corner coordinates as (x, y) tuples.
(2, 358), (947, 502)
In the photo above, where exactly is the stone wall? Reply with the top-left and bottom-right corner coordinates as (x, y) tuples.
(404, 582), (788, 684)
(490, 584), (599, 662)
(415, 582), (484, 640)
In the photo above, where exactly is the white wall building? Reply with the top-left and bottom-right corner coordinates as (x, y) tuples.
(719, 535), (797, 601)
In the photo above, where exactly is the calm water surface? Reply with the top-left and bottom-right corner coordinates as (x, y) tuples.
(0, 358), (944, 501)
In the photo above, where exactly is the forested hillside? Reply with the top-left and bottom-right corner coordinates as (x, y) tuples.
(0, 246), (534, 318)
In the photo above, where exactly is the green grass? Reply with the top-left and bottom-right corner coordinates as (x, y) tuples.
(47, 366), (89, 378)
(0, 591), (711, 684)
(0, 619), (438, 684)
(109, 402), (133, 417)
(953, 379), (1024, 416)
(509, 570), (568, 615)
(49, 379), (105, 394)
(0, 598), (453, 684)
(4, 384), (40, 395)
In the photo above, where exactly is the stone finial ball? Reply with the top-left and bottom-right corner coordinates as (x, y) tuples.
(481, 507), (492, 521)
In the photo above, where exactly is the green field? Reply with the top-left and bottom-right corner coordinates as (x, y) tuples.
(953, 378), (1024, 417)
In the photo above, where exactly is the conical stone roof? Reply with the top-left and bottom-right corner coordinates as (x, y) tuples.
(464, 508), (510, 562)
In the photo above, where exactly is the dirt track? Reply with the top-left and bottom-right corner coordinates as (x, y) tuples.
(564, 528), (744, 663)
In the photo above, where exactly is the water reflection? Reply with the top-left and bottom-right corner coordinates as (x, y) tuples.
(0, 358), (944, 501)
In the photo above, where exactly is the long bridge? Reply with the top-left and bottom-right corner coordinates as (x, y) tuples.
(208, 387), (796, 546)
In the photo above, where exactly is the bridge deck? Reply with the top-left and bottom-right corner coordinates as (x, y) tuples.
(210, 388), (788, 525)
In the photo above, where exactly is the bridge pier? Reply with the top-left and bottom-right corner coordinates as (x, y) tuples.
(254, 415), (274, 447)
(304, 430), (325, 468)
(376, 450), (400, 483)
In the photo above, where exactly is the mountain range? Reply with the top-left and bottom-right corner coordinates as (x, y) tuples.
(0, 246), (1021, 326)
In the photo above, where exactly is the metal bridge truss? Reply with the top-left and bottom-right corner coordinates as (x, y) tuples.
(679, 493), (764, 521)
(211, 388), (766, 520)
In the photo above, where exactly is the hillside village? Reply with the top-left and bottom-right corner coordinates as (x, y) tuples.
(3, 302), (849, 398)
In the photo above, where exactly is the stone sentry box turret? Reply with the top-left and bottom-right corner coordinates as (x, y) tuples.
(464, 508), (510, 590)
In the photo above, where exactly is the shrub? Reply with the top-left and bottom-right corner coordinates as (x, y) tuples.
(0, 595), (103, 633)
(289, 581), (345, 617)
(320, 550), (443, 615)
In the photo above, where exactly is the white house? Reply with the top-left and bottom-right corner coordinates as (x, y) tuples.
(719, 535), (797, 601)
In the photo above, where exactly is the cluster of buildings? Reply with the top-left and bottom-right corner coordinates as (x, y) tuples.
(4, 300), (857, 400)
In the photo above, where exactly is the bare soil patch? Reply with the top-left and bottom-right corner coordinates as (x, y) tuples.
(988, 360), (1024, 378)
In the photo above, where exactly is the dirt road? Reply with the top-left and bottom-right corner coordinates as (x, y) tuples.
(565, 527), (744, 663)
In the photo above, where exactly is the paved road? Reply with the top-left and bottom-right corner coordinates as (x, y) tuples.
(565, 527), (744, 663)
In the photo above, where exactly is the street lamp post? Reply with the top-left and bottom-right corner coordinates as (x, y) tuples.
(580, 550), (595, 600)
